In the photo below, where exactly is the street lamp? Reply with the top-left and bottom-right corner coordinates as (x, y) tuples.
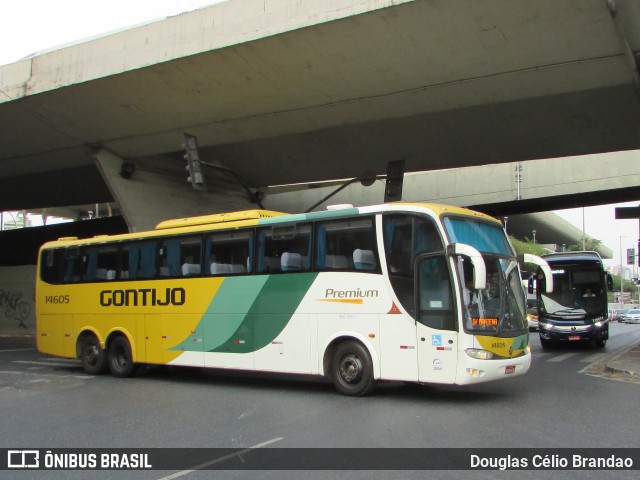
(532, 229), (536, 244)
(620, 235), (627, 306)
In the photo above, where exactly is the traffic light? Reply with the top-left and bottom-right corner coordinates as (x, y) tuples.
(627, 248), (635, 266)
(384, 160), (405, 202)
(183, 133), (206, 191)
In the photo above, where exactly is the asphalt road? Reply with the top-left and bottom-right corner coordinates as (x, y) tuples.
(1, 323), (639, 480)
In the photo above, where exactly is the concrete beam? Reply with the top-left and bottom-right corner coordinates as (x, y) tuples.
(264, 150), (640, 213)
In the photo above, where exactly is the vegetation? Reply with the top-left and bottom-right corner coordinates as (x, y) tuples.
(509, 236), (549, 258)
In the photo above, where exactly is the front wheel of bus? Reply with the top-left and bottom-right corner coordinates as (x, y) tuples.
(107, 336), (136, 378)
(79, 336), (108, 375)
(331, 341), (377, 396)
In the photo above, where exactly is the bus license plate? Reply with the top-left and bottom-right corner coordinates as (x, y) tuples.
(569, 336), (580, 341)
(505, 365), (516, 374)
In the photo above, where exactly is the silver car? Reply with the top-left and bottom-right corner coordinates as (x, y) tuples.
(621, 309), (640, 324)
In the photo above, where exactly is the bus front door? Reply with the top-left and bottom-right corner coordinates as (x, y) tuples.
(416, 255), (458, 384)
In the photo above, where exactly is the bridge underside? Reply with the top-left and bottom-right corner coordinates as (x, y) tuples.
(1, 0), (640, 214)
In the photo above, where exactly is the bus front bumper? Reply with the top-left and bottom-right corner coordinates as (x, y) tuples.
(538, 321), (608, 344)
(455, 351), (532, 385)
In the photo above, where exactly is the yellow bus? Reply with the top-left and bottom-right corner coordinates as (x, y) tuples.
(36, 203), (552, 395)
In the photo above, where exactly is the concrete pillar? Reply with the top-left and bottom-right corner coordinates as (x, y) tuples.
(94, 149), (255, 232)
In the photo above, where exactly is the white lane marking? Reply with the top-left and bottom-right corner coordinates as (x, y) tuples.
(546, 353), (579, 362)
(13, 360), (80, 368)
(580, 354), (606, 363)
(156, 437), (283, 480)
(0, 348), (37, 353)
(532, 352), (551, 359)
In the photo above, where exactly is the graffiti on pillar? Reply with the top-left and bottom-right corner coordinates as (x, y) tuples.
(0, 289), (31, 329)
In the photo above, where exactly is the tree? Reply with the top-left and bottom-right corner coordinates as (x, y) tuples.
(566, 238), (602, 252)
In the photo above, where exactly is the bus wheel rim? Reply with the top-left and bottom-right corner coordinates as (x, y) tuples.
(85, 345), (100, 365)
(339, 354), (363, 384)
(115, 346), (128, 368)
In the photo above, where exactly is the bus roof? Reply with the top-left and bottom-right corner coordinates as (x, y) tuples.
(155, 209), (287, 229)
(39, 202), (499, 249)
(541, 251), (603, 265)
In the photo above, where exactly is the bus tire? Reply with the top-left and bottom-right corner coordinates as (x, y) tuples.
(331, 341), (377, 396)
(595, 339), (606, 348)
(107, 336), (136, 378)
(79, 335), (108, 375)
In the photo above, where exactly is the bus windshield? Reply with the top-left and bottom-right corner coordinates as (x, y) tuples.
(540, 267), (606, 318)
(443, 216), (513, 256)
(455, 255), (527, 335)
(443, 216), (526, 335)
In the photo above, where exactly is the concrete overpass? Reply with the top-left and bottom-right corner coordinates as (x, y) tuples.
(6, 0), (640, 336)
(1, 0), (640, 228)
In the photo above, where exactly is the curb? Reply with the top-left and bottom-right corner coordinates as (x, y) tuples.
(604, 343), (640, 380)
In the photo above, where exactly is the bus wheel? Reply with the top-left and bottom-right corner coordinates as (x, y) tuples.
(331, 341), (376, 396)
(107, 336), (136, 378)
(595, 339), (606, 348)
(79, 336), (108, 375)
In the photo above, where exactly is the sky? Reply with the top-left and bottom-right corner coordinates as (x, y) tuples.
(0, 1), (220, 66)
(1, 1), (639, 269)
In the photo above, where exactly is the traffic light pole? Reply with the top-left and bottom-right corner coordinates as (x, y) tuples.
(198, 160), (265, 210)
(183, 133), (264, 209)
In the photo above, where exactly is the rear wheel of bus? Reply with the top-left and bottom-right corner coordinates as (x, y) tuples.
(330, 340), (377, 396)
(107, 335), (137, 378)
(79, 334), (108, 375)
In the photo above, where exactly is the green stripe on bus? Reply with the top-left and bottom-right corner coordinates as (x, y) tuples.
(209, 273), (318, 354)
(173, 273), (318, 354)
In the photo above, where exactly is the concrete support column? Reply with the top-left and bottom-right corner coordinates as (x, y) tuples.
(94, 149), (254, 232)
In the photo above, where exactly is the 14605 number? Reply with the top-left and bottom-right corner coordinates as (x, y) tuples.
(44, 295), (70, 304)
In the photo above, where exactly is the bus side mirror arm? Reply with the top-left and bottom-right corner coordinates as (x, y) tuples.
(447, 243), (486, 290)
(523, 254), (554, 293)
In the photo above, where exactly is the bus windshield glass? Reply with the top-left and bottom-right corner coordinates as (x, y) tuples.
(540, 267), (605, 318)
(444, 217), (525, 335)
(443, 216), (513, 256)
(455, 255), (527, 335)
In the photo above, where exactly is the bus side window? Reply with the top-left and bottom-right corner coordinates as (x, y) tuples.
(158, 236), (202, 277)
(315, 217), (378, 272)
(40, 249), (65, 284)
(383, 214), (443, 317)
(123, 241), (157, 280)
(257, 224), (311, 274)
(417, 255), (456, 331)
(82, 245), (118, 282)
(63, 247), (83, 283)
(205, 230), (253, 276)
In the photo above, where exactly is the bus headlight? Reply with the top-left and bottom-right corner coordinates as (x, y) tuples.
(539, 322), (553, 331)
(465, 348), (494, 360)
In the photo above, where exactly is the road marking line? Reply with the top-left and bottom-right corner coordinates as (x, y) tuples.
(0, 370), (22, 375)
(547, 353), (578, 362)
(0, 348), (37, 353)
(156, 437), (283, 480)
(532, 352), (551, 359)
(12, 360), (80, 368)
(581, 354), (605, 363)
(42, 358), (81, 366)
